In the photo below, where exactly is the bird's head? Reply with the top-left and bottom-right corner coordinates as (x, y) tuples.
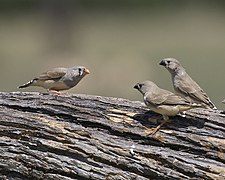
(72, 66), (90, 77)
(159, 58), (181, 72)
(134, 81), (157, 95)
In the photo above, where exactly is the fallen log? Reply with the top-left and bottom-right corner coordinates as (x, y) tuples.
(0, 92), (224, 179)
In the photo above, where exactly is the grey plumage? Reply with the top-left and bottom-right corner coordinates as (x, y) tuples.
(134, 81), (202, 120)
(18, 66), (90, 93)
(160, 58), (217, 109)
(134, 81), (202, 135)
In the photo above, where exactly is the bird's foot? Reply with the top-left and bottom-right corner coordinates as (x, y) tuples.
(144, 119), (170, 136)
(144, 127), (161, 136)
(48, 90), (64, 95)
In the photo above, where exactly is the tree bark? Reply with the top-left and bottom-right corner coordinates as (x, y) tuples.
(0, 92), (225, 180)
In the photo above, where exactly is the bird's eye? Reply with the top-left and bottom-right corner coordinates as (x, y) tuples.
(167, 61), (171, 64)
(78, 68), (83, 76)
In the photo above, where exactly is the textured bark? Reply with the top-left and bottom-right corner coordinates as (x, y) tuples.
(0, 92), (225, 180)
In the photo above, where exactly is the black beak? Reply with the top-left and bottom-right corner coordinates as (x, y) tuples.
(159, 60), (166, 66)
(133, 84), (139, 90)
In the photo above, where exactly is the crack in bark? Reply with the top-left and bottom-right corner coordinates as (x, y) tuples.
(0, 92), (225, 179)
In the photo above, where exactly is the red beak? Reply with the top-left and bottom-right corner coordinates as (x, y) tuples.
(84, 68), (90, 75)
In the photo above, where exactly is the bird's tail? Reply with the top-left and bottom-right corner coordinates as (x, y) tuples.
(18, 79), (35, 88)
(200, 101), (217, 110)
(209, 102), (217, 110)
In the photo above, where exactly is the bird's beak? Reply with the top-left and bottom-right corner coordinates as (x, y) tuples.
(159, 60), (166, 66)
(133, 84), (139, 90)
(84, 68), (90, 75)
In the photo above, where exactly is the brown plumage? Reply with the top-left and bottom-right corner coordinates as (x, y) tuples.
(134, 80), (202, 135)
(160, 58), (217, 109)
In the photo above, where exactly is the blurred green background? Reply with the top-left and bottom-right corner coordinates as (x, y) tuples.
(0, 0), (225, 109)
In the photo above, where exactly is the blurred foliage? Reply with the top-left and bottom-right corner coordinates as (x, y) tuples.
(1, 0), (225, 10)
(0, 0), (225, 109)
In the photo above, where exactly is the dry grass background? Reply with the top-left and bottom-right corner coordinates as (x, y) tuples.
(0, 1), (225, 109)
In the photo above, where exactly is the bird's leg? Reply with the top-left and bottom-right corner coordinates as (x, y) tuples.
(145, 115), (170, 136)
(48, 90), (64, 95)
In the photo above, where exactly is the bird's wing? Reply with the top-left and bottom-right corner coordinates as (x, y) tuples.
(146, 89), (188, 106)
(176, 74), (213, 106)
(37, 68), (67, 80)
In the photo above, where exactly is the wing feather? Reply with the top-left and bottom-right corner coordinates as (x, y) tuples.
(176, 74), (213, 106)
(145, 88), (189, 106)
(37, 68), (67, 80)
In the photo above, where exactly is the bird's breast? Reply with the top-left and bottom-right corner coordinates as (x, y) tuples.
(35, 80), (70, 90)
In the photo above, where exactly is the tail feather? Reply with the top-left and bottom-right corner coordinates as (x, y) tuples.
(197, 101), (217, 110)
(18, 79), (35, 88)
(209, 101), (217, 110)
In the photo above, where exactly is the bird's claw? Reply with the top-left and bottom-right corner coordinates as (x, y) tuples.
(48, 90), (65, 95)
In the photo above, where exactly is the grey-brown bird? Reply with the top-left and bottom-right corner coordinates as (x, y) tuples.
(18, 66), (90, 94)
(159, 58), (217, 109)
(134, 80), (202, 135)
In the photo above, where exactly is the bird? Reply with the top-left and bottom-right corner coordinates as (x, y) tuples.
(18, 66), (90, 94)
(159, 58), (217, 109)
(134, 80), (202, 135)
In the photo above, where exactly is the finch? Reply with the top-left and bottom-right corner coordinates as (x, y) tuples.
(134, 80), (202, 135)
(18, 66), (90, 94)
(160, 58), (216, 109)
